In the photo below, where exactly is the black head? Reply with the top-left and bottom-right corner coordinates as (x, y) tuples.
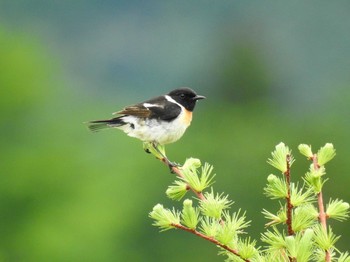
(167, 87), (205, 112)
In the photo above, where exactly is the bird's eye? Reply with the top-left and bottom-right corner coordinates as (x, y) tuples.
(180, 94), (185, 99)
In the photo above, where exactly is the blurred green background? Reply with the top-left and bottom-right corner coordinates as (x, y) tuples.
(1, 1), (350, 261)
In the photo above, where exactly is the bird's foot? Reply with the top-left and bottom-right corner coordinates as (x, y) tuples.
(161, 158), (181, 173)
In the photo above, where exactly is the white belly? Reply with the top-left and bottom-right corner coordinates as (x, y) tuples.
(116, 113), (191, 145)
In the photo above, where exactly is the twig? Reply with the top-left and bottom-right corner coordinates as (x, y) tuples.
(312, 154), (327, 228)
(172, 223), (251, 262)
(312, 154), (331, 262)
(284, 154), (294, 236)
(284, 154), (295, 262)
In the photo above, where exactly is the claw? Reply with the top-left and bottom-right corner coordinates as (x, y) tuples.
(162, 158), (181, 173)
(169, 161), (181, 168)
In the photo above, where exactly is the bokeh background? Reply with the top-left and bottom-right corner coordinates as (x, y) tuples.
(1, 1), (350, 261)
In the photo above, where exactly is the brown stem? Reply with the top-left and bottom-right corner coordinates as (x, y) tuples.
(284, 154), (294, 236)
(284, 154), (295, 262)
(312, 154), (330, 262)
(172, 223), (251, 262)
(318, 191), (327, 229)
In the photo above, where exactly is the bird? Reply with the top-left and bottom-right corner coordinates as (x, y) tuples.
(87, 87), (205, 157)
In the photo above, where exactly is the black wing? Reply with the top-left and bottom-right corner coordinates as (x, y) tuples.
(148, 102), (181, 121)
(115, 95), (182, 121)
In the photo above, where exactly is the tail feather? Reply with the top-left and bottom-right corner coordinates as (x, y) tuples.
(86, 118), (125, 132)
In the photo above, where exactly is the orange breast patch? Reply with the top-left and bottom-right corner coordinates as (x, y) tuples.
(182, 110), (193, 126)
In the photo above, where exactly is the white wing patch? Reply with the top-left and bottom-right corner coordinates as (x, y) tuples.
(143, 102), (163, 108)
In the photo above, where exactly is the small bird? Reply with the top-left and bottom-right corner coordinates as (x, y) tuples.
(87, 87), (205, 149)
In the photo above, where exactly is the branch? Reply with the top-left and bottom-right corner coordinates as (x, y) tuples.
(172, 223), (251, 262)
(312, 154), (327, 228)
(312, 154), (331, 262)
(284, 154), (294, 236)
(284, 154), (295, 262)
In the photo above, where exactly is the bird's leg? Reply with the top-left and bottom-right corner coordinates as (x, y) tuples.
(143, 141), (164, 160)
(151, 143), (181, 171)
(152, 142), (168, 164)
(152, 142), (166, 158)
(143, 142), (180, 171)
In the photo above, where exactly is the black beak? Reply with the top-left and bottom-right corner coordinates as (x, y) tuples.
(193, 95), (206, 100)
